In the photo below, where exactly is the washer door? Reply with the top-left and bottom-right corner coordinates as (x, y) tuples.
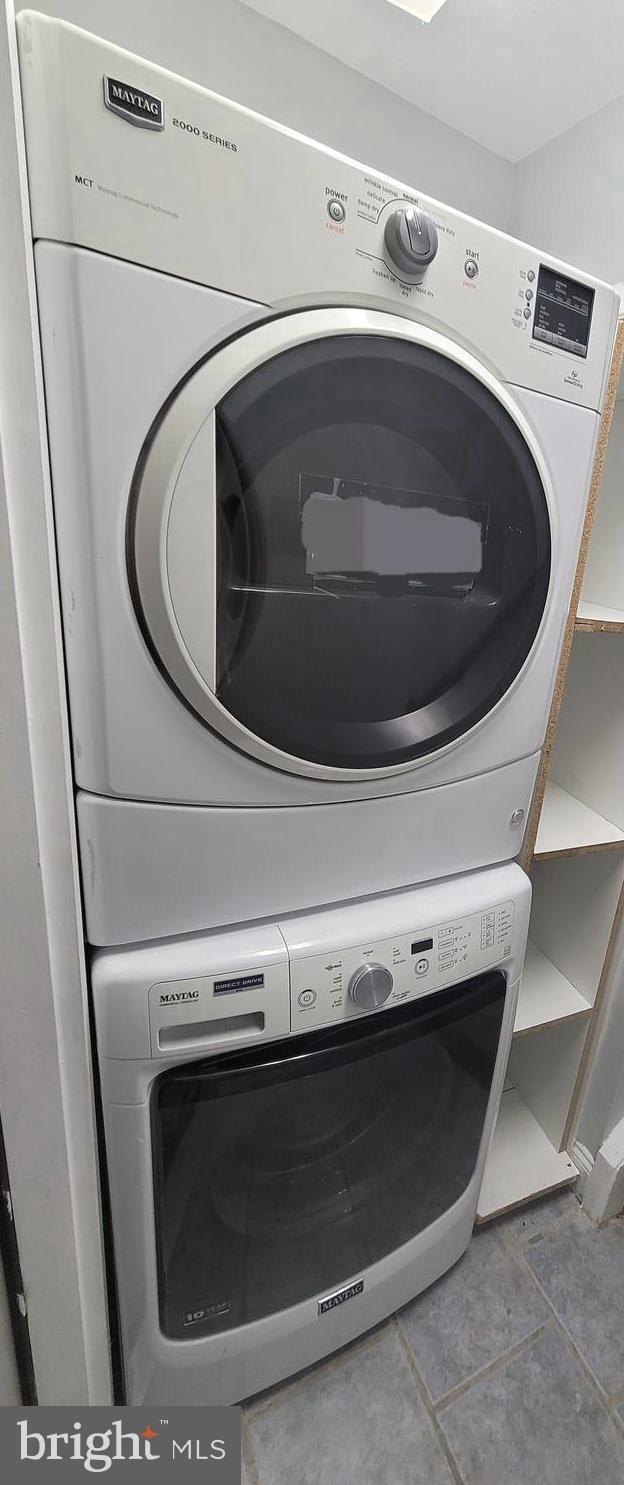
(130, 308), (552, 781)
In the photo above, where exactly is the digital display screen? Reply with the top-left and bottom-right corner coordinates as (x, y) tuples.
(213, 972), (264, 996)
(411, 938), (434, 954)
(532, 266), (594, 359)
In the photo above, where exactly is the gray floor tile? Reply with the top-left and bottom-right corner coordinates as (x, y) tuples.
(246, 1327), (454, 1485)
(496, 1188), (578, 1247)
(527, 1212), (624, 1393)
(397, 1225), (547, 1400)
(439, 1326), (624, 1485)
(243, 1320), (391, 1414)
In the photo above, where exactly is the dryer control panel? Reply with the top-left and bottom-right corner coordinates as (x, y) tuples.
(285, 901), (514, 1031)
(18, 13), (618, 414)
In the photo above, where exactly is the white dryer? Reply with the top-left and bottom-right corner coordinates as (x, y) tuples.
(18, 13), (619, 946)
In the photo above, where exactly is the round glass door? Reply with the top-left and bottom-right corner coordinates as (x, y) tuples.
(130, 311), (552, 779)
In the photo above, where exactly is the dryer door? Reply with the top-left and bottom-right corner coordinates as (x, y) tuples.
(130, 308), (552, 781)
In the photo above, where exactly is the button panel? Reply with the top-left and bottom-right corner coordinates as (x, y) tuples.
(290, 900), (515, 1029)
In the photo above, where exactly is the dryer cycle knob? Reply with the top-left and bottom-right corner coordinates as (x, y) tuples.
(384, 206), (438, 278)
(348, 963), (394, 1012)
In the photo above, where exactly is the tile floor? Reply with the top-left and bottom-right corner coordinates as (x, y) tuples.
(242, 1189), (624, 1484)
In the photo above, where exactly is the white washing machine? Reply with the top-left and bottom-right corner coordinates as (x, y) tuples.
(18, 13), (619, 946)
(94, 860), (531, 1404)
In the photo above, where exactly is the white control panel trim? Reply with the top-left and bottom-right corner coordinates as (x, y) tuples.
(144, 896), (516, 1057)
(92, 862), (532, 1102)
(288, 900), (515, 1031)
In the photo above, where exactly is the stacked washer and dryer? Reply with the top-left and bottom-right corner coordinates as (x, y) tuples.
(18, 12), (618, 1404)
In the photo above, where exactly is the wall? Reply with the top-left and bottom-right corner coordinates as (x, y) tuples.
(16, 0), (513, 228)
(0, 1269), (19, 1405)
(0, 0), (111, 1401)
(509, 92), (624, 283)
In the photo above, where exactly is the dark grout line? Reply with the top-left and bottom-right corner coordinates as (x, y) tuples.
(242, 1318), (394, 1420)
(607, 1377), (624, 1408)
(610, 1403), (624, 1439)
(507, 1238), (623, 1418)
(392, 1318), (464, 1485)
(241, 1201), (624, 1478)
(432, 1323), (552, 1415)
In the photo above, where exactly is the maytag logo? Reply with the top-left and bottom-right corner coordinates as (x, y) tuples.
(318, 1279), (364, 1316)
(104, 76), (164, 130)
(159, 989), (200, 1005)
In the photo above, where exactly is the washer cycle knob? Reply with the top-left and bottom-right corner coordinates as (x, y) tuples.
(348, 963), (394, 1012)
(384, 206), (439, 278)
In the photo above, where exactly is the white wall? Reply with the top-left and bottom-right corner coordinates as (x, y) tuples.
(17, 0), (513, 228)
(509, 92), (624, 283)
(0, 0), (111, 1401)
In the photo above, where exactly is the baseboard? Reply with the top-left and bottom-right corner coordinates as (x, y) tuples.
(580, 1121), (624, 1222)
(570, 1139), (593, 1198)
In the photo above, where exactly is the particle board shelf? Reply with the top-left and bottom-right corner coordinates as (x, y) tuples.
(514, 941), (592, 1037)
(476, 1087), (577, 1222)
(534, 781), (624, 860)
(575, 600), (624, 633)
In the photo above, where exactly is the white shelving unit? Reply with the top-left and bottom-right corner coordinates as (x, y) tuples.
(514, 941), (591, 1037)
(548, 634), (624, 837)
(478, 1088), (577, 1221)
(576, 600), (624, 633)
(535, 780), (624, 860)
(529, 853), (624, 1005)
(478, 314), (624, 1223)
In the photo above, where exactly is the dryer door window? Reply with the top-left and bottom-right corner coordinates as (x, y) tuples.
(130, 311), (551, 779)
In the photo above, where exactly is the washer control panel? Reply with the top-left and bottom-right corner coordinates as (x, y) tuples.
(289, 900), (514, 1030)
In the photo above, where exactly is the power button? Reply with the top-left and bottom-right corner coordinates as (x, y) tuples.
(327, 199), (346, 223)
(298, 989), (317, 1008)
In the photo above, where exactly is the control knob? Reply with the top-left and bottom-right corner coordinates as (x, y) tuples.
(348, 962), (394, 1012)
(384, 205), (439, 278)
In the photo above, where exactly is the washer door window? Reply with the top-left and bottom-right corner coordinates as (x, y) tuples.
(130, 310), (551, 779)
(152, 970), (506, 1340)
